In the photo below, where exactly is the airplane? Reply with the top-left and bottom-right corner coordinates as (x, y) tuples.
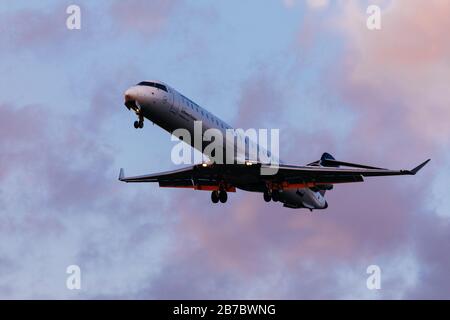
(119, 80), (429, 210)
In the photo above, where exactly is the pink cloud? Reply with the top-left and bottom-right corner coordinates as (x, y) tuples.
(1, 0), (448, 299)
(1, 8), (65, 49)
(133, 1), (449, 298)
(335, 0), (450, 148)
(234, 71), (286, 129)
(0, 5), (92, 54)
(109, 0), (177, 38)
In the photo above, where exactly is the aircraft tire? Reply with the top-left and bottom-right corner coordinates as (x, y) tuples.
(211, 191), (219, 203)
(272, 190), (280, 202)
(219, 190), (227, 203)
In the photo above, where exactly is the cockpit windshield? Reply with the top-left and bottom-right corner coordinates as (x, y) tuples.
(137, 81), (168, 92)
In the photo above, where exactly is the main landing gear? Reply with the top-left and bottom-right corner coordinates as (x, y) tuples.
(263, 189), (280, 202)
(211, 190), (227, 204)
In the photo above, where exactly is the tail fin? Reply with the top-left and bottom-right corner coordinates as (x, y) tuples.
(320, 152), (339, 167)
(314, 153), (337, 195)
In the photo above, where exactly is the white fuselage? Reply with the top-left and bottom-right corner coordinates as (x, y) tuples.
(124, 80), (327, 209)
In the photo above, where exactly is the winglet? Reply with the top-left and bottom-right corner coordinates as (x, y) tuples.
(410, 159), (430, 175)
(119, 168), (125, 181)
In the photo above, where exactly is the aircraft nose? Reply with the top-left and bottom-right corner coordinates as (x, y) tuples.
(124, 87), (140, 111)
(124, 87), (138, 102)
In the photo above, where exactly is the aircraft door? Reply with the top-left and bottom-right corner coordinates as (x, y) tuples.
(162, 88), (171, 106)
(170, 93), (181, 114)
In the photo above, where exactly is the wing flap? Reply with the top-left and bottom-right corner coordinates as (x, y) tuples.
(119, 166), (197, 183)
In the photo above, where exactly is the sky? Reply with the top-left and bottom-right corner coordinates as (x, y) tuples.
(0, 0), (449, 299)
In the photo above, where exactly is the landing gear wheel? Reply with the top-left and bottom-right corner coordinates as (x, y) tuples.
(134, 111), (144, 129)
(211, 191), (219, 204)
(272, 190), (280, 202)
(263, 191), (271, 202)
(219, 190), (228, 203)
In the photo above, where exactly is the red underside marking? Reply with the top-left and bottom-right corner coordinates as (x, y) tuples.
(275, 181), (356, 190)
(160, 185), (236, 192)
(160, 181), (354, 192)
(281, 182), (323, 189)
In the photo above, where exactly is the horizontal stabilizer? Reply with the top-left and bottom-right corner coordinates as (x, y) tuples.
(309, 153), (386, 169)
(321, 158), (386, 170)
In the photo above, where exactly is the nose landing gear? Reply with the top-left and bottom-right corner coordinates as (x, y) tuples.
(134, 119), (144, 129)
(133, 111), (144, 129)
(124, 100), (144, 129)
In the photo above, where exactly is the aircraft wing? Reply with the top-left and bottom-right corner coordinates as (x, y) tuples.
(118, 165), (236, 191)
(119, 159), (430, 191)
(260, 159), (430, 188)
